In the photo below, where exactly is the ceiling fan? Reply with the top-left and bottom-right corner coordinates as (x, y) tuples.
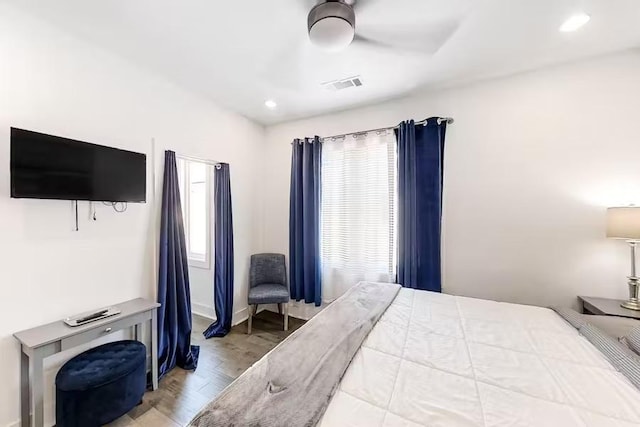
(262, 0), (460, 91)
(307, 0), (360, 52)
(306, 0), (456, 54)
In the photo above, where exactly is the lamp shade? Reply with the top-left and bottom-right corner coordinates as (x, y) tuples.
(607, 207), (640, 240)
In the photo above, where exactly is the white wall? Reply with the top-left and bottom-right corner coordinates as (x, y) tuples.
(0, 4), (263, 426)
(262, 51), (640, 312)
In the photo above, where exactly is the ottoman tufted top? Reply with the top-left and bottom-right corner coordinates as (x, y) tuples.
(56, 340), (147, 392)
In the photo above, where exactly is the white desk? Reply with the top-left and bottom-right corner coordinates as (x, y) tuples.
(13, 298), (160, 427)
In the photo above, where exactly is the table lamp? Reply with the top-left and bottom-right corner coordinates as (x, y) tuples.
(607, 207), (640, 310)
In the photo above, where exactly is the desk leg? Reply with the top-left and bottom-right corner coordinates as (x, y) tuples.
(151, 310), (158, 390)
(134, 322), (142, 342)
(30, 352), (44, 427)
(20, 351), (29, 427)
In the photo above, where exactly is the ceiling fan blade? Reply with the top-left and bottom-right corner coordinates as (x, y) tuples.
(352, 34), (428, 55)
(352, 34), (444, 56)
(354, 20), (460, 55)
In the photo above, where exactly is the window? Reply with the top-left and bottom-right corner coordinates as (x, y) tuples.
(321, 129), (397, 302)
(177, 158), (212, 269)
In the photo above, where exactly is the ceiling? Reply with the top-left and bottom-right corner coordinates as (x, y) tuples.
(10, 0), (640, 125)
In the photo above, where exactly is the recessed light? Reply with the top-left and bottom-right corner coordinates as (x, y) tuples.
(559, 13), (591, 32)
(264, 100), (277, 109)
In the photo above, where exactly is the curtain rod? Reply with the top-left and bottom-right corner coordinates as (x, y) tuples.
(175, 153), (223, 169)
(290, 117), (454, 143)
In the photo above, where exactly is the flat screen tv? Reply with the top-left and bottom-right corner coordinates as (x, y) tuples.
(10, 128), (146, 202)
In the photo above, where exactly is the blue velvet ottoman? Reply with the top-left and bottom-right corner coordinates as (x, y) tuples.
(55, 340), (147, 427)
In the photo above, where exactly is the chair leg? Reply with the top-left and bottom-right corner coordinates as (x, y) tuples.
(247, 304), (253, 334)
(283, 302), (289, 332)
(277, 303), (282, 314)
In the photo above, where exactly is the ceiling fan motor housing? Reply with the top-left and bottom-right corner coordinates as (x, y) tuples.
(308, 1), (356, 51)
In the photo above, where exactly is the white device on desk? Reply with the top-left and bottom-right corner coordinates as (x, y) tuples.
(64, 306), (121, 327)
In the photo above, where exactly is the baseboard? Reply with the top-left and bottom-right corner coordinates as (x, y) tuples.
(196, 304), (316, 327)
(232, 305), (286, 325)
(192, 306), (250, 327)
(7, 403), (55, 427)
(264, 300), (326, 321)
(192, 302), (216, 320)
(232, 306), (249, 326)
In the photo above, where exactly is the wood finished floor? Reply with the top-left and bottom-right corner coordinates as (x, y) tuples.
(106, 311), (305, 427)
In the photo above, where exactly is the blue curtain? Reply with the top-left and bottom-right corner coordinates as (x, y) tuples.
(397, 118), (447, 292)
(157, 151), (199, 379)
(204, 163), (235, 338)
(289, 137), (322, 306)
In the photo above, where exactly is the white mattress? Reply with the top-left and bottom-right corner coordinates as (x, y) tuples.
(319, 289), (640, 427)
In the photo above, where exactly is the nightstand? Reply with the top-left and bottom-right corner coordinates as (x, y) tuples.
(578, 296), (640, 319)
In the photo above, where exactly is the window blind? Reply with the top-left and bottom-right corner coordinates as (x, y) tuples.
(321, 129), (397, 302)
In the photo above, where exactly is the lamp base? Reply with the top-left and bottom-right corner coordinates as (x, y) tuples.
(621, 300), (640, 311)
(620, 241), (640, 310)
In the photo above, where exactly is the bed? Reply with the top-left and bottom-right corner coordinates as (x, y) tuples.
(191, 283), (640, 427)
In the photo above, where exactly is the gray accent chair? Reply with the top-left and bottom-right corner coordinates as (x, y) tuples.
(247, 253), (290, 334)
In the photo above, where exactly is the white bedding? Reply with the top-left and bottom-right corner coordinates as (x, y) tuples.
(319, 288), (640, 427)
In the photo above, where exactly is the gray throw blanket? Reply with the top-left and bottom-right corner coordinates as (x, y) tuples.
(189, 281), (401, 427)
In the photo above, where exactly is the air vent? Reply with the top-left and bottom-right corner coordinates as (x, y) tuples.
(322, 76), (363, 91)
